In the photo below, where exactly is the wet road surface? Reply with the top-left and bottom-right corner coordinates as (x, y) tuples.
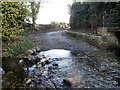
(25, 30), (120, 88)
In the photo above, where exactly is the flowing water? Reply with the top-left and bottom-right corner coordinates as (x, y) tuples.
(25, 48), (120, 88)
(2, 30), (120, 89)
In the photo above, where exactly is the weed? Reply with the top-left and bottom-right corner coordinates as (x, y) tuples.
(3, 40), (35, 57)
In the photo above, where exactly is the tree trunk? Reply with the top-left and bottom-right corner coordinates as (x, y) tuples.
(31, 1), (41, 28)
(31, 2), (35, 28)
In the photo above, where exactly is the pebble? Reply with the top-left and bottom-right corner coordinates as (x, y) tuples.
(35, 47), (41, 52)
(28, 65), (36, 76)
(45, 60), (50, 64)
(42, 71), (48, 76)
(28, 56), (36, 61)
(94, 84), (100, 87)
(41, 62), (45, 66)
(41, 59), (46, 62)
(27, 50), (34, 54)
(37, 64), (42, 68)
(51, 70), (57, 74)
(36, 55), (43, 59)
(0, 68), (5, 75)
(63, 79), (72, 87)
(35, 56), (43, 61)
(32, 49), (36, 53)
(19, 59), (24, 66)
(52, 66), (58, 69)
(42, 55), (46, 58)
(29, 84), (34, 88)
(48, 66), (53, 71)
(45, 80), (55, 88)
(19, 59), (24, 63)
(52, 63), (58, 67)
(114, 75), (120, 80)
(35, 69), (41, 76)
(48, 74), (54, 78)
(26, 79), (32, 85)
(113, 81), (118, 85)
(37, 78), (43, 84)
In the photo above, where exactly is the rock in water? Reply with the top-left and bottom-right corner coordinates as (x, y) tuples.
(52, 63), (58, 67)
(63, 79), (72, 87)
(41, 59), (46, 63)
(19, 59), (24, 63)
(0, 67), (5, 75)
(27, 50), (34, 55)
(41, 62), (45, 67)
(45, 60), (50, 64)
(35, 47), (41, 52)
(26, 79), (32, 85)
(32, 49), (36, 53)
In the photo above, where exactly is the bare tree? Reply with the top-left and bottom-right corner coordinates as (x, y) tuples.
(30, 0), (45, 27)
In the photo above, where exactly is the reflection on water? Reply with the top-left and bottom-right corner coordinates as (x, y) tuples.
(37, 49), (73, 68)
(37, 49), (72, 59)
(26, 49), (73, 76)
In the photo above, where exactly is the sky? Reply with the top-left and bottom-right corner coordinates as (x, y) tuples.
(35, 0), (119, 24)
(36, 0), (73, 24)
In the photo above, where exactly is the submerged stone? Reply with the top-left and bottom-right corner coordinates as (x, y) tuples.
(0, 67), (5, 75)
(52, 63), (58, 67)
(63, 79), (72, 87)
(26, 79), (32, 85)
(27, 50), (34, 55)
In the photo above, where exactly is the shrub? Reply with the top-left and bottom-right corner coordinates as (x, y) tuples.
(1, 2), (28, 41)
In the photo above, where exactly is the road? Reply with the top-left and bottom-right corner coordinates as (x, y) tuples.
(26, 30), (98, 52)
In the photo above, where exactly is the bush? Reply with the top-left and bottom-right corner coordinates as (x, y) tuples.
(1, 2), (28, 41)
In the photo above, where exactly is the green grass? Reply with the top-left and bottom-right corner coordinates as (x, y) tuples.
(3, 40), (35, 57)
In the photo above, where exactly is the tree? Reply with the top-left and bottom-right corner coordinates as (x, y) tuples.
(29, 0), (45, 28)
(69, 2), (92, 29)
(69, 2), (120, 30)
(30, 1), (40, 27)
(105, 2), (120, 27)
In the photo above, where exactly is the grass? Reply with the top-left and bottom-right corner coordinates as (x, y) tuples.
(3, 40), (35, 57)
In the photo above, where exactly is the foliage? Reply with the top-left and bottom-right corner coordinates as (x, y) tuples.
(106, 3), (120, 27)
(70, 2), (97, 29)
(3, 40), (35, 57)
(1, 2), (28, 41)
(27, 0), (45, 27)
(69, 2), (120, 29)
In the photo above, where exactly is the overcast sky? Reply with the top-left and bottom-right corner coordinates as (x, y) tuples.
(36, 0), (119, 24)
(36, 0), (72, 24)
